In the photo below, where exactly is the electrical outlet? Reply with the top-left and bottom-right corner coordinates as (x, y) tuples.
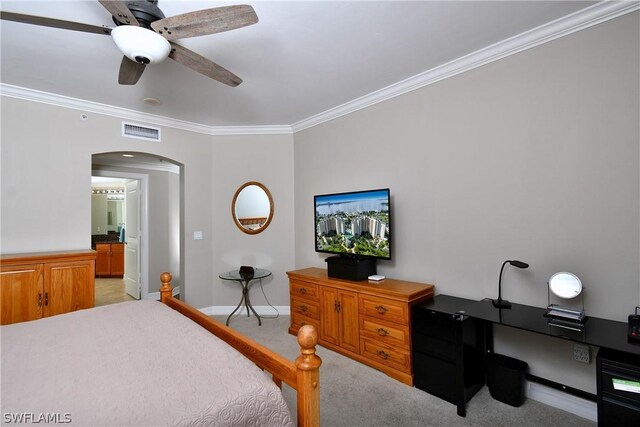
(573, 343), (590, 364)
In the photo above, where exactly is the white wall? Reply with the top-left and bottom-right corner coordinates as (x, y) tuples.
(293, 12), (639, 394)
(91, 194), (108, 234)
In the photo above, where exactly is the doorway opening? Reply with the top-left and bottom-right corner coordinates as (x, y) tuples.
(91, 152), (183, 306)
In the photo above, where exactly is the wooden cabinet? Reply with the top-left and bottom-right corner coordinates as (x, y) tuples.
(95, 243), (124, 277)
(319, 286), (360, 353)
(0, 250), (96, 325)
(288, 267), (434, 385)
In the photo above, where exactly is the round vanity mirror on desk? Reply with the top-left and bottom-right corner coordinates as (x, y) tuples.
(232, 181), (274, 235)
(548, 272), (582, 299)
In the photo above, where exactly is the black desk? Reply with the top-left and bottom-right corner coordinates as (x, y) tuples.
(462, 298), (640, 425)
(462, 298), (640, 356)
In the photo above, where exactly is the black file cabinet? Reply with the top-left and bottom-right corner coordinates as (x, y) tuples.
(412, 295), (485, 417)
(597, 347), (640, 426)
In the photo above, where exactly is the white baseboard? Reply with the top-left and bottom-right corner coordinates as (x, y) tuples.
(198, 306), (290, 316)
(526, 381), (597, 422)
(146, 286), (180, 301)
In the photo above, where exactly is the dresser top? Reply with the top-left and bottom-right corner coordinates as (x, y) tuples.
(1, 249), (96, 265)
(287, 267), (434, 302)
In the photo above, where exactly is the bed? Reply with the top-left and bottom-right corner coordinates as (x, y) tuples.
(1, 272), (321, 426)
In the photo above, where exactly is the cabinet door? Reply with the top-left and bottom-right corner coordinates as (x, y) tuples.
(319, 286), (360, 353)
(45, 260), (95, 317)
(0, 264), (44, 325)
(319, 286), (339, 345)
(338, 290), (360, 353)
(110, 244), (125, 276)
(95, 243), (111, 276)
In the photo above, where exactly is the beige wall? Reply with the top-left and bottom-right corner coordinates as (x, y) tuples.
(293, 12), (639, 393)
(211, 134), (295, 309)
(0, 96), (296, 309)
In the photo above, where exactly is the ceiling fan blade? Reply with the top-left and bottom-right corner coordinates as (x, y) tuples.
(98, 0), (139, 26)
(168, 42), (242, 87)
(0, 11), (111, 35)
(118, 56), (146, 85)
(151, 5), (258, 41)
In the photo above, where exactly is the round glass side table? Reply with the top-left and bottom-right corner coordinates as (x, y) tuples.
(219, 268), (272, 326)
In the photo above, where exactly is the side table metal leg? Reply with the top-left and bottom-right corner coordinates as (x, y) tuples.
(227, 293), (245, 326)
(244, 288), (262, 326)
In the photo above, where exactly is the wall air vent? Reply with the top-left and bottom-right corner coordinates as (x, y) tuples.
(122, 122), (161, 141)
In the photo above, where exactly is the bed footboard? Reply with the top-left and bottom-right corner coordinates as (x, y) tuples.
(159, 273), (321, 427)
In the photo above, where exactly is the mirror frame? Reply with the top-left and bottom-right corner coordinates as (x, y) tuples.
(548, 272), (583, 299)
(231, 181), (274, 235)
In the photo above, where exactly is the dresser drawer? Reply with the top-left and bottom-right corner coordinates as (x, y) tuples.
(289, 280), (319, 302)
(359, 295), (407, 324)
(291, 313), (320, 334)
(360, 338), (411, 373)
(291, 297), (319, 320)
(360, 316), (410, 349)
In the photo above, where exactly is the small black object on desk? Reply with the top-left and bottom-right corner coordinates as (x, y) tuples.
(219, 268), (271, 326)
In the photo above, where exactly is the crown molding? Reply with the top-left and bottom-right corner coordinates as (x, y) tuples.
(0, 84), (293, 136)
(291, 0), (640, 133)
(1, 1), (637, 136)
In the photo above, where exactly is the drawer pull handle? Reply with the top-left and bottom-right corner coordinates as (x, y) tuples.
(44, 292), (49, 306)
(37, 293), (43, 307)
(375, 305), (388, 314)
(300, 304), (308, 313)
(376, 327), (389, 336)
(378, 350), (390, 360)
(299, 287), (307, 294)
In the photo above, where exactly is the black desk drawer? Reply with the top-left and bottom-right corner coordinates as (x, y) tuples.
(413, 352), (456, 403)
(599, 394), (640, 427)
(597, 348), (640, 427)
(412, 310), (456, 342)
(413, 332), (456, 363)
(600, 366), (640, 404)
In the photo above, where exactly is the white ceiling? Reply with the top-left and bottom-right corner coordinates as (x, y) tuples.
(0, 1), (608, 128)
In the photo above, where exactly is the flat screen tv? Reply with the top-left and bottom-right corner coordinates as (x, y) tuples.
(314, 188), (391, 260)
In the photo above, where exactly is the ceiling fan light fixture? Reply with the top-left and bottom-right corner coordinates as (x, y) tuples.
(111, 25), (170, 65)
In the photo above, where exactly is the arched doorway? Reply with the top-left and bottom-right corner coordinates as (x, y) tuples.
(91, 151), (184, 303)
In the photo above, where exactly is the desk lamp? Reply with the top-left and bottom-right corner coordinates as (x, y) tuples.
(492, 260), (529, 309)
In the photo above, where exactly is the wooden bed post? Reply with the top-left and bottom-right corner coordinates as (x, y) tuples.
(159, 272), (173, 303)
(295, 325), (322, 427)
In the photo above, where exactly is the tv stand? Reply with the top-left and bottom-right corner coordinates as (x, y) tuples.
(287, 267), (435, 385)
(325, 255), (377, 281)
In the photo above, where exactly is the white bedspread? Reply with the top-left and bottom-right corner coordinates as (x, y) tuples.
(1, 300), (294, 426)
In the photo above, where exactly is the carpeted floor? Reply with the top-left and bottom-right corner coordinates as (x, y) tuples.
(216, 313), (595, 427)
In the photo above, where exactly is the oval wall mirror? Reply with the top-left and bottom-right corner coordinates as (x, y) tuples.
(548, 272), (582, 299)
(232, 181), (274, 234)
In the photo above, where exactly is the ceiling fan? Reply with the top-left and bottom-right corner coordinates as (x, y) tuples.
(0, 0), (258, 86)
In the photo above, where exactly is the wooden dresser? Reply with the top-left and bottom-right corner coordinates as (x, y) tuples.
(287, 267), (434, 385)
(0, 250), (96, 325)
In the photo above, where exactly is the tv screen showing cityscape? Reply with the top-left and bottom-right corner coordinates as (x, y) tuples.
(314, 188), (391, 260)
